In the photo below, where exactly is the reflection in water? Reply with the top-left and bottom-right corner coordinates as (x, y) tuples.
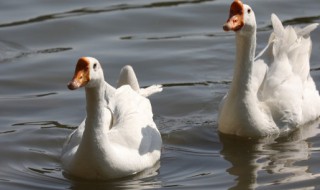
(1, 120), (161, 189)
(219, 121), (320, 190)
(67, 162), (161, 190)
(220, 136), (261, 190)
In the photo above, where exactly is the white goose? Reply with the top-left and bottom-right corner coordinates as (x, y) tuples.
(61, 57), (162, 180)
(218, 0), (320, 137)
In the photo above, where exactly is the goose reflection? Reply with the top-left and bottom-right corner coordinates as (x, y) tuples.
(67, 162), (161, 190)
(219, 121), (320, 190)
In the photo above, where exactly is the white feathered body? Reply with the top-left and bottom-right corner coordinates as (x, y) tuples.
(218, 13), (320, 137)
(61, 85), (162, 180)
(61, 59), (162, 180)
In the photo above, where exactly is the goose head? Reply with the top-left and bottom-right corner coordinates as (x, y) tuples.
(223, 0), (256, 35)
(68, 57), (104, 90)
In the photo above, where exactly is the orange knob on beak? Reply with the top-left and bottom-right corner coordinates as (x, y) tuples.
(68, 57), (91, 90)
(223, 0), (244, 32)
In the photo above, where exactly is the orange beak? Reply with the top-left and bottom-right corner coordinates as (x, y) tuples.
(67, 57), (90, 90)
(223, 0), (244, 32)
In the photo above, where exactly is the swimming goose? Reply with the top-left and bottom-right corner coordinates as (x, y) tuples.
(61, 57), (162, 180)
(218, 0), (320, 137)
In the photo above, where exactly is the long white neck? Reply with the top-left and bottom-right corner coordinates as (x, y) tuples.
(78, 80), (113, 154)
(228, 31), (256, 99)
(85, 83), (109, 131)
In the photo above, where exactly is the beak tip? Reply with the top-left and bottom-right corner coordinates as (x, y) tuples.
(67, 82), (77, 90)
(223, 24), (230, 31)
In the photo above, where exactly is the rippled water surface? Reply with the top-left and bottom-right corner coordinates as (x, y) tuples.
(1, 0), (320, 189)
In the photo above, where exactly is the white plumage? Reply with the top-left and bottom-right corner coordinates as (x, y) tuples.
(218, 0), (320, 137)
(61, 57), (162, 180)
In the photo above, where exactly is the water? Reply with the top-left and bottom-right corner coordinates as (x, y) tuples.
(0, 0), (320, 189)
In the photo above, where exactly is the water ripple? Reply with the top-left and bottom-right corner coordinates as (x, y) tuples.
(160, 80), (231, 88)
(121, 31), (229, 41)
(0, 92), (58, 100)
(0, 47), (72, 64)
(0, 0), (214, 28)
(0, 130), (16, 135)
(258, 15), (320, 32)
(12, 120), (76, 130)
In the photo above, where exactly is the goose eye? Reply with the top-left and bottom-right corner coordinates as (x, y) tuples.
(247, 9), (251, 14)
(93, 63), (97, 70)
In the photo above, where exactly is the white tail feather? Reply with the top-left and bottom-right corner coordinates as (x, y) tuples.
(117, 65), (140, 91)
(271, 13), (285, 37)
(297, 23), (319, 37)
(139, 85), (163, 97)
